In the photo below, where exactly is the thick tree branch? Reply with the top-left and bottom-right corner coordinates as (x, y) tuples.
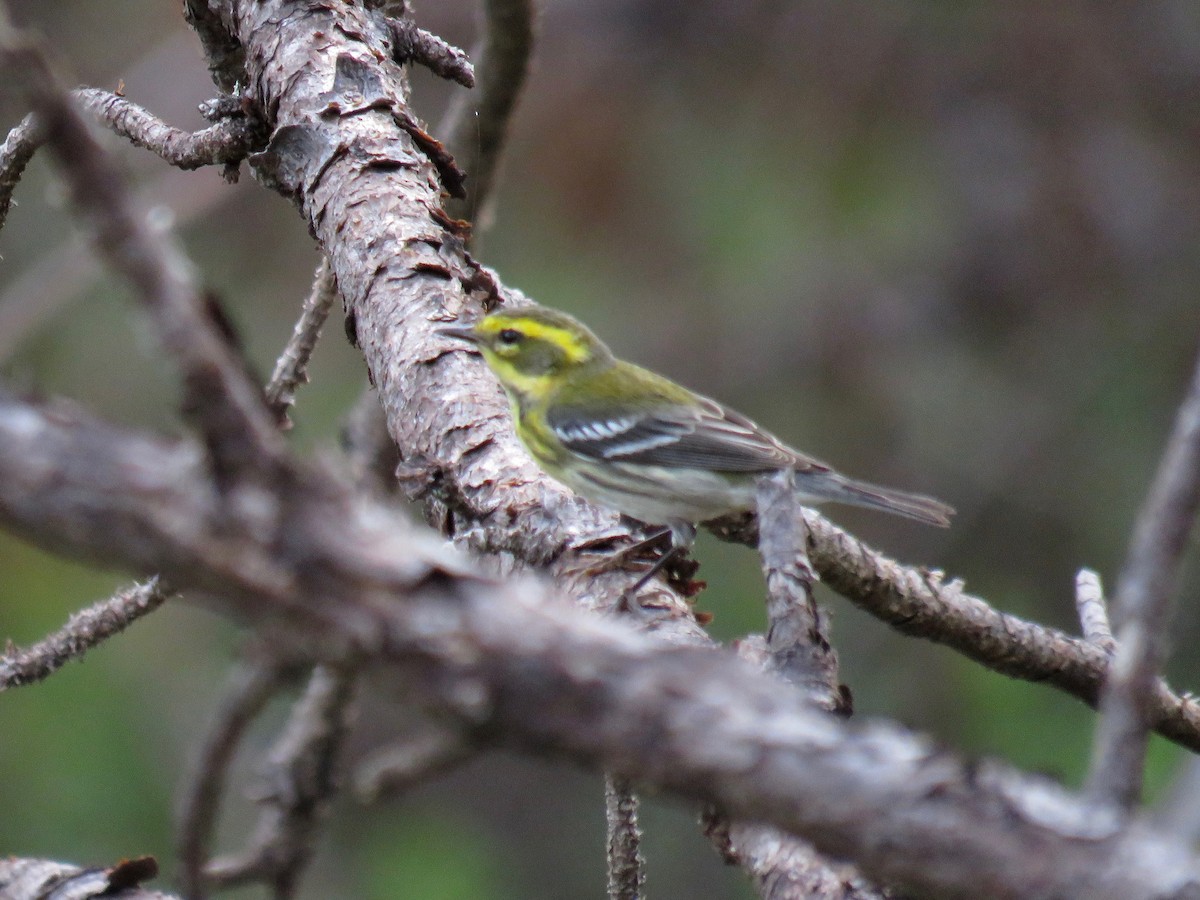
(215, 0), (704, 635)
(0, 579), (169, 690)
(1087, 345), (1200, 811)
(1, 391), (1199, 899)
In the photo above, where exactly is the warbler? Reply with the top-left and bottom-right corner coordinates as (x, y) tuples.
(439, 305), (952, 568)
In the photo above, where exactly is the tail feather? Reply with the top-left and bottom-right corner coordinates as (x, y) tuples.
(827, 475), (954, 527)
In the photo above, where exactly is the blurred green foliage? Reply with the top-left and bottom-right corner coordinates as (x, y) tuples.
(2, 1), (1200, 897)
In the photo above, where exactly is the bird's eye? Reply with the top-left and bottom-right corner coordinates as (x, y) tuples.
(498, 329), (522, 346)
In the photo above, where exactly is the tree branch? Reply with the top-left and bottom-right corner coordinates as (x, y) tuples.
(0, 24), (286, 483)
(0, 579), (169, 690)
(1087, 344), (1200, 811)
(440, 0), (534, 225)
(178, 656), (298, 900)
(265, 257), (339, 429)
(0, 390), (1198, 899)
(605, 774), (645, 900)
(73, 87), (265, 173)
(204, 664), (358, 897)
(710, 512), (1200, 754)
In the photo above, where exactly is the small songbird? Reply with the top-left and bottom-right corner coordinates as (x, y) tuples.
(440, 304), (952, 581)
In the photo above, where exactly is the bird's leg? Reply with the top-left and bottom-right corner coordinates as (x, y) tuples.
(582, 525), (674, 576)
(616, 522), (696, 612)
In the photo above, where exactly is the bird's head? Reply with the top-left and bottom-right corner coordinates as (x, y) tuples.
(439, 306), (613, 398)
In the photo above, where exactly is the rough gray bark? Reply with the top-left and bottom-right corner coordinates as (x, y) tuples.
(2, 392), (1200, 899)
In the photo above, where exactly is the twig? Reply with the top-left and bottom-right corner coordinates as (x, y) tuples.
(1086, 345), (1200, 812)
(1075, 568), (1116, 654)
(756, 469), (842, 707)
(204, 664), (359, 898)
(353, 725), (473, 801)
(265, 257), (338, 428)
(178, 656), (295, 900)
(388, 17), (475, 88)
(697, 471), (884, 900)
(0, 579), (169, 690)
(440, 0), (534, 224)
(0, 112), (37, 234)
(0, 23), (286, 480)
(0, 88), (258, 242)
(707, 512), (1200, 753)
(605, 774), (645, 900)
(73, 87), (265, 173)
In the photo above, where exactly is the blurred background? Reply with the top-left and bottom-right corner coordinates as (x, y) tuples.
(2, 1), (1200, 897)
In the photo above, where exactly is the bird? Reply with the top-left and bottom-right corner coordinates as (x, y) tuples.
(439, 304), (952, 591)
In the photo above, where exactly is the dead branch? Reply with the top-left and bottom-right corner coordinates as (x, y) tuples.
(711, 512), (1200, 753)
(605, 774), (645, 900)
(0, 579), (169, 690)
(388, 16), (475, 88)
(178, 656), (299, 900)
(204, 664), (358, 897)
(0, 111), (36, 232)
(73, 87), (265, 173)
(440, 0), (534, 224)
(265, 257), (338, 428)
(0, 23), (287, 482)
(1087, 344), (1200, 811)
(0, 856), (172, 900)
(1, 392), (1199, 899)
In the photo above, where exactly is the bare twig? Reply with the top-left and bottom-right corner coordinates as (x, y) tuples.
(0, 24), (286, 480)
(73, 87), (265, 173)
(204, 664), (358, 897)
(265, 257), (338, 428)
(178, 656), (295, 900)
(388, 17), (475, 88)
(0, 88), (258, 242)
(0, 112), (37, 233)
(1087, 346), (1200, 812)
(756, 470), (842, 706)
(441, 0), (534, 224)
(1075, 568), (1116, 653)
(605, 774), (645, 900)
(708, 512), (1200, 753)
(353, 725), (473, 801)
(0, 579), (169, 690)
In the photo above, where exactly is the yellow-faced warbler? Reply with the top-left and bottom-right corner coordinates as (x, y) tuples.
(440, 305), (952, 586)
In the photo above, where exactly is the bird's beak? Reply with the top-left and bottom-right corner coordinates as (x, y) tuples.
(437, 323), (480, 344)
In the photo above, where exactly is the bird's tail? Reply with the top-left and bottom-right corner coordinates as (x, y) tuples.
(825, 475), (954, 527)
